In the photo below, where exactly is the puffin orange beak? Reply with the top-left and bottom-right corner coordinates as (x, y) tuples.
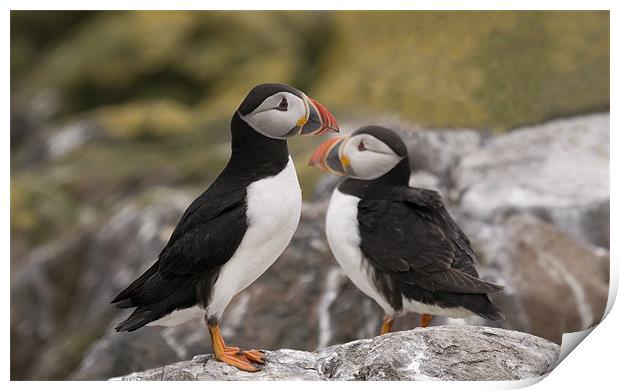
(300, 97), (339, 135)
(309, 135), (348, 175)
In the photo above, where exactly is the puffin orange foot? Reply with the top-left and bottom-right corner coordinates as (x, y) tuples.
(380, 314), (395, 335)
(215, 349), (259, 372)
(208, 322), (262, 372)
(223, 346), (266, 364)
(420, 314), (432, 328)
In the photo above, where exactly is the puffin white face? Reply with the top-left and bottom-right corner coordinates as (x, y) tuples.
(340, 134), (404, 180)
(240, 92), (307, 139)
(237, 83), (339, 139)
(309, 126), (408, 180)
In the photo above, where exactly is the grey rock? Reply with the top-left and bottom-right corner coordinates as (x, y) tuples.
(14, 188), (193, 380)
(462, 213), (609, 344)
(117, 325), (559, 381)
(11, 231), (92, 380)
(73, 188), (193, 328)
(403, 127), (483, 191)
(71, 318), (210, 380)
(456, 113), (609, 248)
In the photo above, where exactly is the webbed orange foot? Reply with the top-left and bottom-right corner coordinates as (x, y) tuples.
(208, 322), (262, 372)
(239, 349), (266, 364)
(216, 349), (259, 372)
(223, 346), (265, 363)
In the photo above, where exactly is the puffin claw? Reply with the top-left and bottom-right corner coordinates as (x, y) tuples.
(240, 349), (266, 364)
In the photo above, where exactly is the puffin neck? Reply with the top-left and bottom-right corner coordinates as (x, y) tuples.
(339, 158), (411, 198)
(228, 112), (289, 172)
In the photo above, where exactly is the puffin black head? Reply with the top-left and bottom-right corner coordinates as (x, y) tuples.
(309, 125), (408, 180)
(237, 83), (339, 139)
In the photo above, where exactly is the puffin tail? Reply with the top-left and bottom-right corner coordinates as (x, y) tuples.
(111, 261), (160, 307)
(476, 298), (505, 321)
(115, 307), (159, 332)
(114, 288), (197, 332)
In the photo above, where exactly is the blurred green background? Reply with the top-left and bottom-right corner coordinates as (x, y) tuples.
(11, 10), (609, 261)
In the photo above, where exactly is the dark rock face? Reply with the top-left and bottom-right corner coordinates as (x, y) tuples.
(117, 326), (560, 381)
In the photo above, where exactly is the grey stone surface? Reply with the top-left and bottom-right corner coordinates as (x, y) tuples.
(402, 127), (483, 192)
(117, 325), (559, 381)
(462, 213), (609, 344)
(71, 319), (210, 380)
(13, 188), (193, 380)
(456, 113), (609, 248)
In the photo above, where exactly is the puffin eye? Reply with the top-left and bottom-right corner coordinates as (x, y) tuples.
(358, 141), (367, 151)
(276, 96), (288, 111)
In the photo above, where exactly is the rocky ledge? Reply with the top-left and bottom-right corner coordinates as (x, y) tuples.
(116, 325), (559, 381)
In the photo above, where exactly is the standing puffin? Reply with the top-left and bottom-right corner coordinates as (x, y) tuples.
(112, 83), (339, 372)
(309, 126), (503, 335)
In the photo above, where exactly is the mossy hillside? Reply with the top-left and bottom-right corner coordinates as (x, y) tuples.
(12, 11), (608, 130)
(315, 11), (609, 131)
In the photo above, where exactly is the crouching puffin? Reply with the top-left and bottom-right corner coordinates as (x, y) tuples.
(309, 126), (503, 335)
(112, 83), (339, 372)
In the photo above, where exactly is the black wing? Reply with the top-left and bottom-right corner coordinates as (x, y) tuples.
(358, 187), (503, 295)
(111, 183), (247, 331)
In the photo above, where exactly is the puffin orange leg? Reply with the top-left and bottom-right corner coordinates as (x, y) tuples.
(420, 314), (433, 328)
(208, 323), (261, 372)
(380, 314), (395, 335)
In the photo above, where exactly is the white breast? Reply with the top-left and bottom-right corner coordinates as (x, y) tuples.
(206, 156), (302, 321)
(325, 189), (394, 314)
